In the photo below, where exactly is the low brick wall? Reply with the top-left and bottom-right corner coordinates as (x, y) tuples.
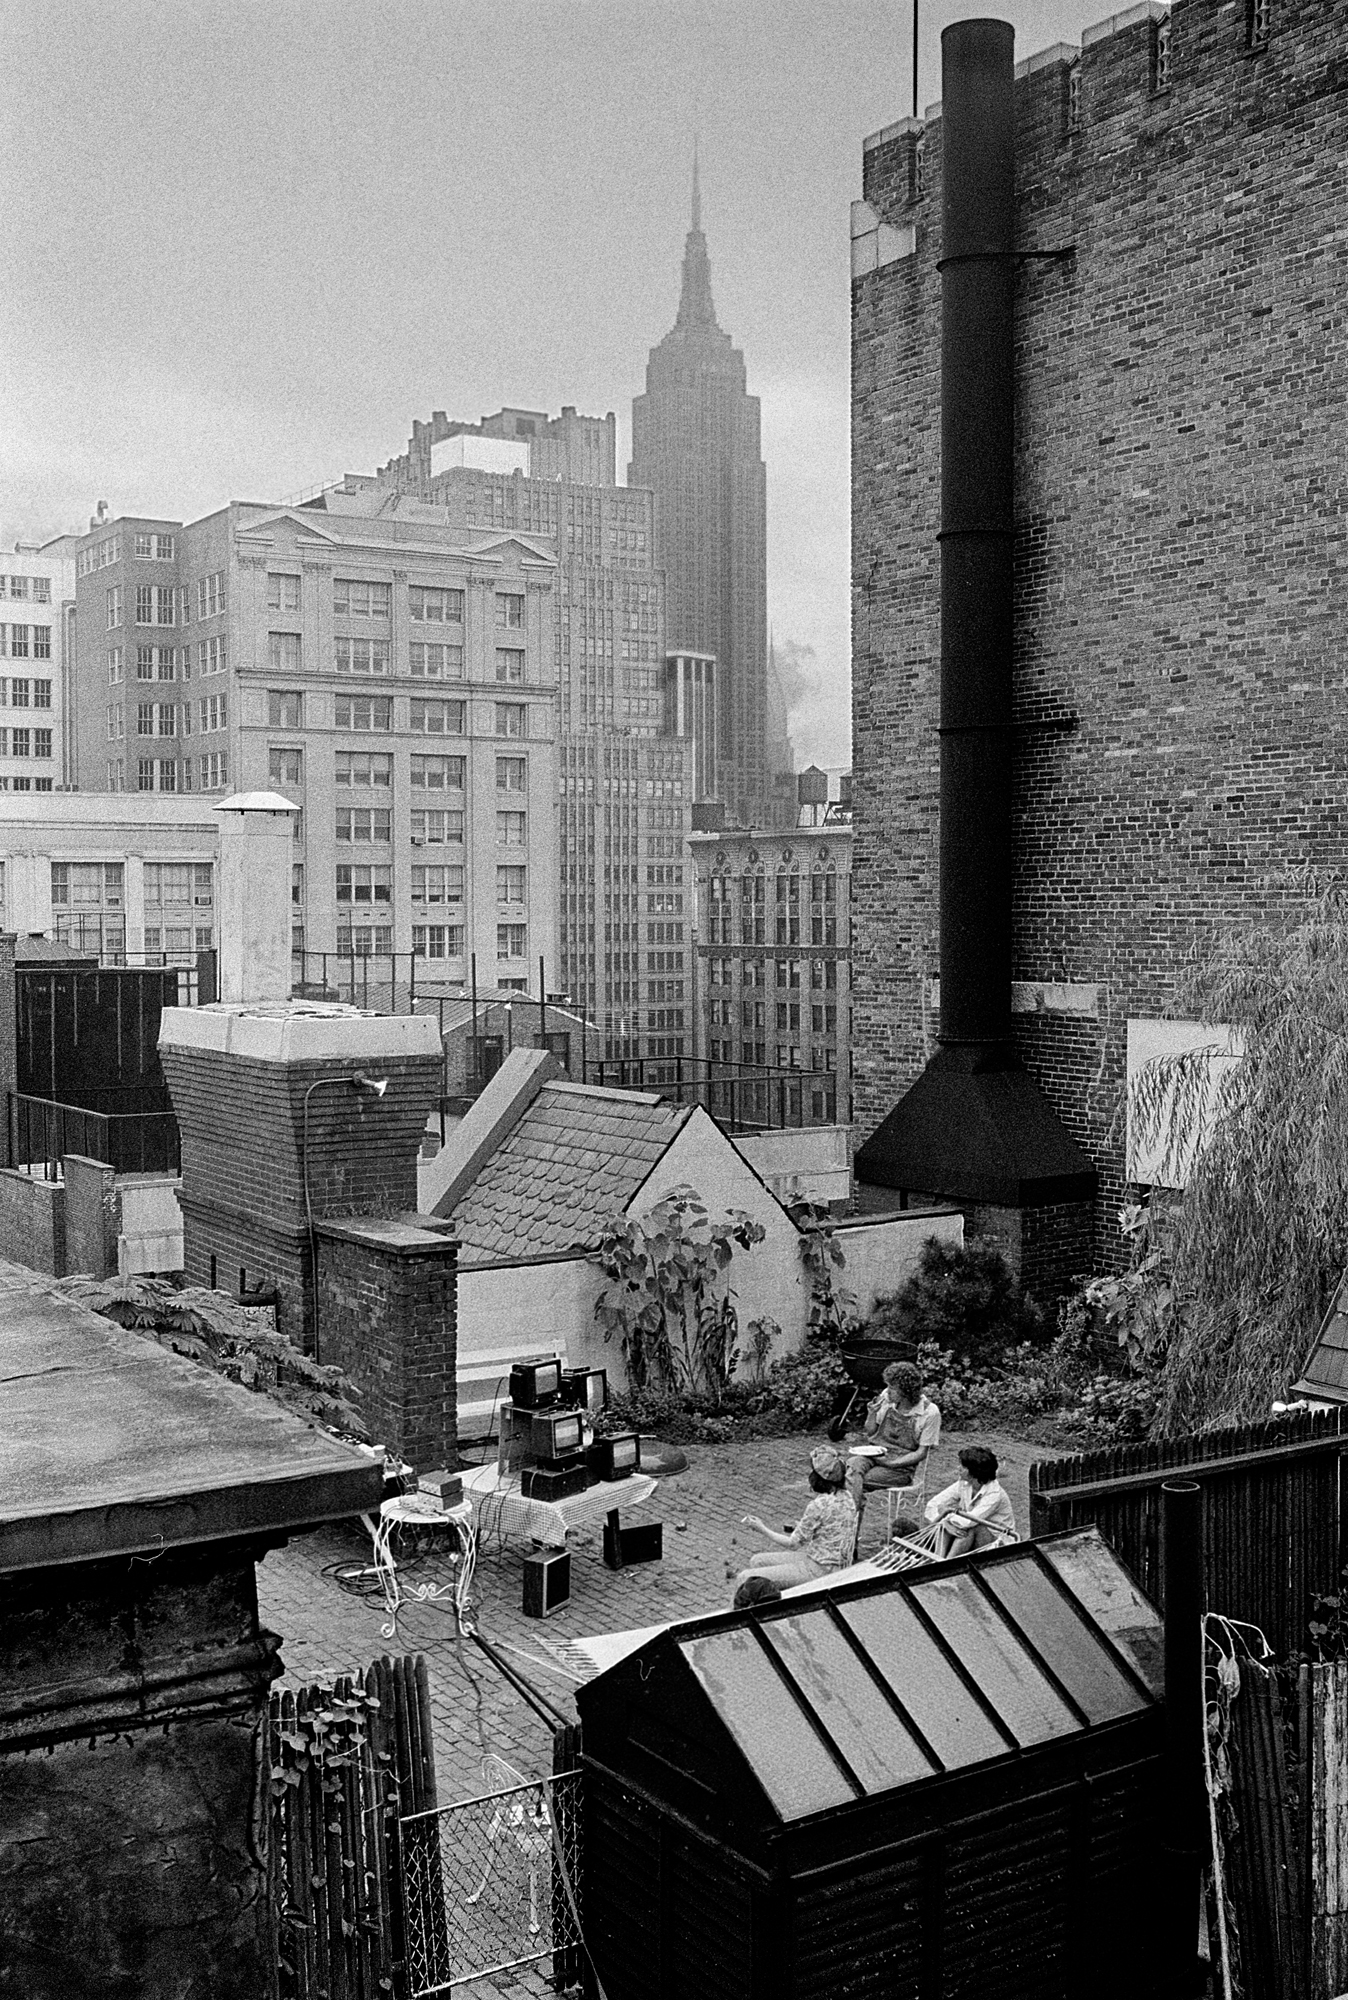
(63, 1156), (119, 1278)
(0, 1167), (65, 1275)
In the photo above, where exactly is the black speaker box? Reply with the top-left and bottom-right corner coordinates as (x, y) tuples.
(522, 1549), (571, 1619)
(602, 1520), (664, 1570)
(521, 1460), (590, 1502)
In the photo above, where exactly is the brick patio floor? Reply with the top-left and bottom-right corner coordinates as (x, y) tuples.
(257, 1422), (1038, 2000)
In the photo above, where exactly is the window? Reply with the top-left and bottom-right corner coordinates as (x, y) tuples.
(200, 752), (227, 788)
(179, 644), (192, 678)
(336, 805), (391, 843)
(776, 959), (803, 989)
(497, 864), (526, 904)
(270, 632), (302, 673)
(197, 636), (227, 675)
(107, 586), (123, 629)
(4, 577), (26, 601)
(497, 810), (527, 845)
(412, 923), (465, 960)
(337, 924), (393, 957)
(270, 746), (303, 787)
(497, 755), (526, 791)
(410, 698), (465, 735)
(267, 572), (300, 611)
(495, 648), (525, 683)
(495, 593), (524, 630)
(410, 642), (462, 679)
(1152, 12), (1171, 89)
(197, 572), (225, 619)
(336, 864), (392, 905)
(144, 862), (213, 909)
(33, 626), (51, 661)
(10, 679), (28, 708)
(292, 863), (305, 907)
(134, 532), (175, 560)
(409, 585), (463, 624)
(79, 537), (120, 579)
(33, 729), (52, 759)
(335, 694), (392, 731)
(137, 702), (155, 738)
(199, 694), (227, 732)
(52, 861), (123, 908)
(410, 753), (464, 791)
(1247, 0), (1270, 47)
(334, 750), (392, 786)
(334, 577), (391, 617)
(136, 643), (176, 681)
(10, 728), (29, 758)
(776, 1002), (801, 1032)
(179, 701), (192, 736)
(335, 636), (389, 676)
(269, 689), (303, 728)
(411, 808), (464, 844)
(1067, 61), (1081, 131)
(411, 864), (464, 906)
(33, 577), (51, 604)
(135, 584), (176, 626)
(106, 703), (124, 741)
(496, 703), (526, 738)
(810, 958), (838, 991)
(8, 627), (28, 660)
(108, 647), (124, 685)
(497, 922), (527, 959)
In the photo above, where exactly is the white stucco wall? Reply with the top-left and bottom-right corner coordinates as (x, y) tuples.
(830, 1207), (964, 1320)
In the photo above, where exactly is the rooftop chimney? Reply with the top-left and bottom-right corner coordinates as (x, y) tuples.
(854, 19), (1096, 1276)
(215, 792), (298, 1004)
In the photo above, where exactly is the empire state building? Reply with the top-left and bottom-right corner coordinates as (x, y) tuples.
(631, 161), (785, 827)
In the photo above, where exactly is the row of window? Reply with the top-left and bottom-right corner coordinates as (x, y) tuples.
(0, 775), (53, 792)
(708, 958), (843, 991)
(331, 863), (526, 906)
(329, 922), (529, 962)
(50, 860), (213, 912)
(0, 728), (53, 758)
(0, 574), (53, 602)
(267, 747), (528, 793)
(0, 625), (52, 659)
(720, 1000), (841, 1034)
(333, 806), (526, 847)
(0, 678), (52, 708)
(262, 637), (525, 683)
(107, 697), (228, 739)
(103, 755), (229, 792)
(107, 641), (224, 683)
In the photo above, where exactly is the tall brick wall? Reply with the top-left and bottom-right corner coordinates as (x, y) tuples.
(159, 1044), (442, 1344)
(315, 1219), (458, 1472)
(852, 0), (1348, 1268)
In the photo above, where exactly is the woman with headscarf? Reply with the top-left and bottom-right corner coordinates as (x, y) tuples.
(732, 1443), (859, 1591)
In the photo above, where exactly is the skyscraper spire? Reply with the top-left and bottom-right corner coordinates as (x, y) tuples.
(676, 141), (719, 331)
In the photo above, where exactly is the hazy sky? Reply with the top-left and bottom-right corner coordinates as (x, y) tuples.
(5, 0), (1124, 769)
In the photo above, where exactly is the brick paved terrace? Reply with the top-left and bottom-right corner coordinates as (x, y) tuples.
(257, 1423), (1037, 1999)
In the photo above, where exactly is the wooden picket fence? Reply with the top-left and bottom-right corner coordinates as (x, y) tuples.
(1030, 1406), (1348, 1659)
(268, 1654), (437, 2000)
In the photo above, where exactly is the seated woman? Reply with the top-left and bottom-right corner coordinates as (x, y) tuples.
(734, 1445), (858, 1591)
(924, 1446), (1017, 1559)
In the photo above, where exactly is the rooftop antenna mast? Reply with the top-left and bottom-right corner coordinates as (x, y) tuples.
(913, 0), (919, 120)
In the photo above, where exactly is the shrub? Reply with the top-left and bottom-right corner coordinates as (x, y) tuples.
(765, 1338), (850, 1429)
(868, 1236), (1044, 1371)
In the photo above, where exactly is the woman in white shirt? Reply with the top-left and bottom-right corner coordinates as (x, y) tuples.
(924, 1446), (1017, 1559)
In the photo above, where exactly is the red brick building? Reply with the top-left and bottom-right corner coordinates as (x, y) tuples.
(851, 0), (1348, 1271)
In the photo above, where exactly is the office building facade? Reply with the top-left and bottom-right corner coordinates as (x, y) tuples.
(69, 501), (557, 988)
(373, 413), (693, 1061)
(0, 538), (77, 794)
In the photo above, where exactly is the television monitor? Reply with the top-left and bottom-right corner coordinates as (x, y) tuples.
(523, 1549), (571, 1619)
(561, 1366), (609, 1417)
(589, 1432), (640, 1482)
(510, 1357), (562, 1409)
(526, 1406), (584, 1461)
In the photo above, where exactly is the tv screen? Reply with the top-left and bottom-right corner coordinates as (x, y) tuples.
(561, 1366), (608, 1416)
(608, 1434), (639, 1472)
(510, 1358), (562, 1408)
(531, 1408), (583, 1459)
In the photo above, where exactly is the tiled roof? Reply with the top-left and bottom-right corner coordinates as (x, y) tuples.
(447, 1084), (691, 1260)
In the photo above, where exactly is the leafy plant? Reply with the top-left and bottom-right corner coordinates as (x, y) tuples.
(745, 1316), (779, 1384)
(764, 1338), (850, 1428)
(788, 1199), (859, 1341)
(1128, 874), (1348, 1432)
(589, 1184), (766, 1402)
(867, 1236), (1044, 1371)
(56, 1271), (369, 1438)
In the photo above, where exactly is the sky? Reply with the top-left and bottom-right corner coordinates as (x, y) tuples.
(4, 0), (1125, 770)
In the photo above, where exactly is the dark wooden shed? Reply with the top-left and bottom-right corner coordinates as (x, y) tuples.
(576, 1528), (1168, 2000)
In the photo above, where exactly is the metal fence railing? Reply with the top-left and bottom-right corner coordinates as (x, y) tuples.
(591, 1052), (839, 1133)
(400, 1771), (583, 1996)
(8, 1091), (181, 1180)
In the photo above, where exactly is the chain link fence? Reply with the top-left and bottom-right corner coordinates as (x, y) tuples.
(401, 1771), (583, 1996)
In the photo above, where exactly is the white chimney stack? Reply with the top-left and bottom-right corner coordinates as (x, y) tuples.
(214, 792), (299, 1004)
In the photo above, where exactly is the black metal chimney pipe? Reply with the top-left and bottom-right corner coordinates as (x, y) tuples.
(939, 18), (1015, 1053)
(853, 18), (1097, 1212)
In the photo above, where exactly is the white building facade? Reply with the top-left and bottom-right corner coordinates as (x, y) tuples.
(0, 538), (78, 794)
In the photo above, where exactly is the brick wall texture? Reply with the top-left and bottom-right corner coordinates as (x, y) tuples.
(159, 1046), (442, 1343)
(852, 0), (1348, 1269)
(315, 1227), (459, 1471)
